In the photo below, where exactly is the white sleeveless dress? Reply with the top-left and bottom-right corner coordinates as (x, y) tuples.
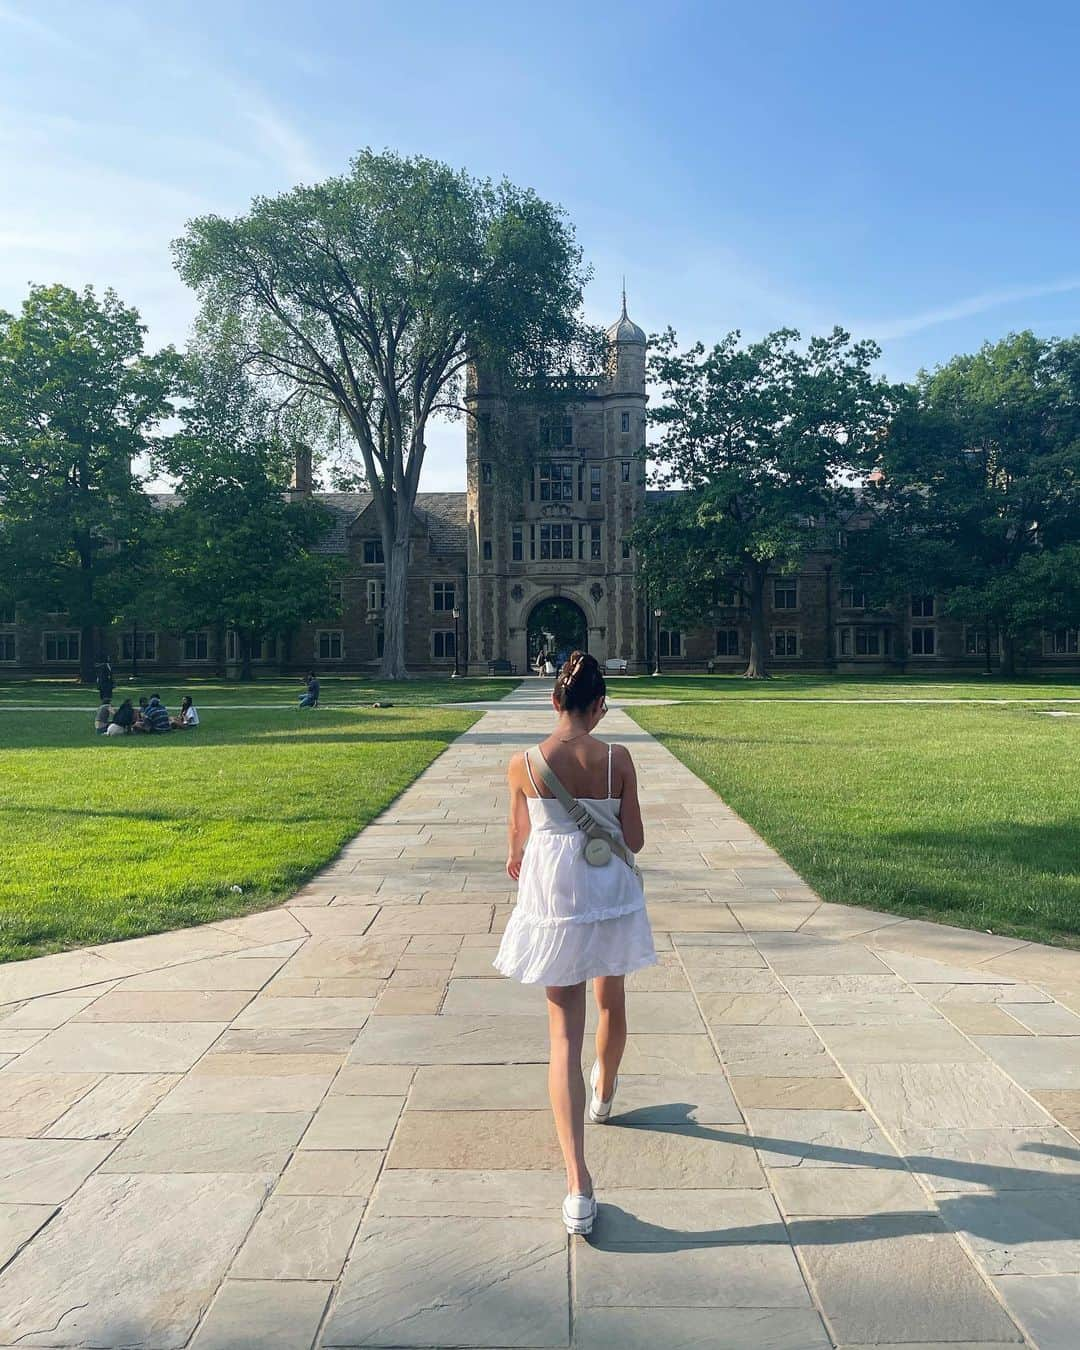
(494, 742), (657, 987)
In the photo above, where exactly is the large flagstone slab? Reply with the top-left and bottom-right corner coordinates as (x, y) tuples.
(0, 1172), (271, 1348)
(230, 1194), (360, 1279)
(41, 1073), (178, 1139)
(118, 956), (287, 992)
(898, 1126), (1080, 1193)
(370, 1168), (563, 1217)
(575, 1238), (811, 1308)
(99, 1110), (310, 1174)
(574, 1308), (832, 1350)
(387, 1109), (562, 1170)
(0, 1138), (115, 1203)
(189, 1278), (330, 1350)
(0, 1203), (57, 1269)
(347, 1014), (550, 1064)
(12, 1021), (227, 1074)
(322, 1215), (568, 1348)
(848, 1063), (1049, 1130)
(793, 1215), (1023, 1345)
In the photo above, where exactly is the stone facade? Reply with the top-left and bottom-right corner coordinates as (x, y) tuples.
(2, 303), (1078, 677)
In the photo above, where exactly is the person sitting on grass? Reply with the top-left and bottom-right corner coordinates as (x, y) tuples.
(171, 695), (199, 729)
(106, 699), (135, 735)
(94, 701), (113, 735)
(298, 672), (320, 708)
(142, 694), (171, 733)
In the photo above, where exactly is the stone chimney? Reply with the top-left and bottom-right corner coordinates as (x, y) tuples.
(291, 443), (313, 496)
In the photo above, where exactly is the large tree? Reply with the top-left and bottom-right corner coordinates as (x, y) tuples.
(637, 326), (902, 676)
(849, 332), (1080, 673)
(173, 149), (590, 678)
(0, 284), (179, 682)
(156, 363), (339, 681)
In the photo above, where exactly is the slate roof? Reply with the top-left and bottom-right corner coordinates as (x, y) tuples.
(150, 489), (468, 557)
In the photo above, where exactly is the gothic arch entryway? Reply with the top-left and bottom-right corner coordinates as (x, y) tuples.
(527, 596), (588, 670)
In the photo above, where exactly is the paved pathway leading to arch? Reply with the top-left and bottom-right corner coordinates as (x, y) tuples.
(2, 681), (1080, 1348)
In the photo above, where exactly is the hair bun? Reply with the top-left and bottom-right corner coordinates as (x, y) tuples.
(554, 651), (604, 714)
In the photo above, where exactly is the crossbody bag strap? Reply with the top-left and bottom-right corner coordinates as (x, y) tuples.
(526, 748), (641, 879)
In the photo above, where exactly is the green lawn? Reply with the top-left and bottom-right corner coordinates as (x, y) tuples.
(0, 698), (481, 962)
(612, 673), (1080, 702)
(0, 675), (511, 707)
(630, 699), (1080, 949)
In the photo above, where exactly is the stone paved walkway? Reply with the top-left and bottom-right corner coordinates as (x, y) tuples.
(2, 682), (1080, 1348)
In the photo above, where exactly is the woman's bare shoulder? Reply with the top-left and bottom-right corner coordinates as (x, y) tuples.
(611, 742), (636, 770)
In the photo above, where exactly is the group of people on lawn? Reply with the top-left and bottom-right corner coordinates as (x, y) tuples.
(94, 693), (199, 736)
(90, 661), (319, 735)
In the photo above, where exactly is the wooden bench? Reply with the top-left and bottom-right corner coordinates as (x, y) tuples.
(604, 658), (628, 674)
(487, 659), (515, 676)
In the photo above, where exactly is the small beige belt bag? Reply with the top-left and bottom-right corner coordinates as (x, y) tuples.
(526, 748), (642, 881)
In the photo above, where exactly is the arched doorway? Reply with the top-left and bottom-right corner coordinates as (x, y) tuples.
(527, 597), (588, 671)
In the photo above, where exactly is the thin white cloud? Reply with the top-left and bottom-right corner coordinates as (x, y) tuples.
(857, 277), (1080, 341)
(231, 84), (325, 185)
(0, 0), (72, 49)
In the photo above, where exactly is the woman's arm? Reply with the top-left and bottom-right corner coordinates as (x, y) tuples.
(614, 745), (645, 853)
(506, 752), (532, 880)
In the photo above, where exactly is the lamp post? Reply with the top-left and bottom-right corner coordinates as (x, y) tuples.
(451, 606), (461, 678)
(652, 607), (663, 677)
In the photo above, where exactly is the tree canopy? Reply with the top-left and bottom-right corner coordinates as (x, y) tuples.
(635, 326), (903, 675)
(173, 149), (592, 677)
(155, 362), (339, 680)
(849, 331), (1080, 670)
(0, 284), (179, 681)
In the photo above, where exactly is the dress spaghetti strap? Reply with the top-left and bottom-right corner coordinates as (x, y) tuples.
(607, 742), (613, 798)
(524, 747), (541, 796)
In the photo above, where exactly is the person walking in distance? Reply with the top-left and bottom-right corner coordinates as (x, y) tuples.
(495, 651), (655, 1235)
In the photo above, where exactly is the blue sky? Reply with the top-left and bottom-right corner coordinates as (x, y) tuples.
(2, 0), (1079, 489)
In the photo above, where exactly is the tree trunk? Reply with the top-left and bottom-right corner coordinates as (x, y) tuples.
(80, 622), (97, 684)
(379, 534), (410, 679)
(77, 541), (97, 683)
(1001, 632), (1017, 678)
(743, 563), (770, 679)
(239, 630), (254, 682)
(984, 614), (993, 675)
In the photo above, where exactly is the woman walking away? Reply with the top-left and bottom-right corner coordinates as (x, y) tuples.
(495, 651), (655, 1236)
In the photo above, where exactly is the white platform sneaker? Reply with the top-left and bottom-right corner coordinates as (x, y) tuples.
(589, 1060), (618, 1124)
(562, 1191), (597, 1236)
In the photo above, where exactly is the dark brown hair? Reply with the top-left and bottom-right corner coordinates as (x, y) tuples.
(553, 650), (606, 714)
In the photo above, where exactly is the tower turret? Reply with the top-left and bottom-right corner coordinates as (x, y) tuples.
(605, 286), (646, 394)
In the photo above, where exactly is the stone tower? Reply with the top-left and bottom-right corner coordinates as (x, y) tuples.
(465, 297), (649, 672)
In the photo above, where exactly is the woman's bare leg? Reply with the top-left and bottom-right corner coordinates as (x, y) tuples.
(545, 983), (591, 1195)
(593, 975), (627, 1102)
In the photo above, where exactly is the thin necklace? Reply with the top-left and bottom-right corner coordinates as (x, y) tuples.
(558, 729), (589, 742)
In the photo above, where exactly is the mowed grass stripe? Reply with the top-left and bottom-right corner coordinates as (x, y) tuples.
(613, 674), (1080, 702)
(0, 676), (512, 707)
(630, 700), (1080, 949)
(0, 704), (478, 962)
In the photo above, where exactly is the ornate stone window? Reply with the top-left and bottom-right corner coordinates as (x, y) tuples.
(317, 630), (344, 660)
(772, 629), (799, 658)
(715, 629), (740, 657)
(773, 579), (799, 611)
(538, 462), (574, 502)
(539, 415), (573, 449)
(539, 523), (574, 560)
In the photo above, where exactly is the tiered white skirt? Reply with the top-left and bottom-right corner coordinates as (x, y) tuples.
(494, 830), (657, 987)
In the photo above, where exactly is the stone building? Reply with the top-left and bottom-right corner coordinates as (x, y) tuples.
(2, 299), (1078, 676)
